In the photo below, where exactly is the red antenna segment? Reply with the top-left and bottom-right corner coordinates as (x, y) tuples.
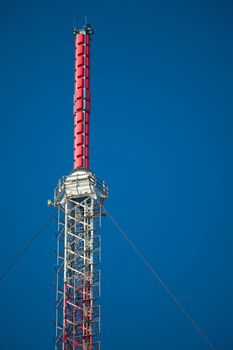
(73, 25), (93, 169)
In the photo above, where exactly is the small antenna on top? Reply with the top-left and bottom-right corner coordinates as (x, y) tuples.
(72, 18), (78, 35)
(85, 15), (87, 25)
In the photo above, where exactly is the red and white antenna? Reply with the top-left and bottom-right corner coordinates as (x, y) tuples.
(54, 23), (108, 350)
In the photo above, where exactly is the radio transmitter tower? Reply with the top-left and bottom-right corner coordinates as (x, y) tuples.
(54, 24), (108, 350)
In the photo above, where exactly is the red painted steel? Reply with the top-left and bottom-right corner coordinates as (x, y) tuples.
(63, 276), (96, 350)
(74, 32), (91, 169)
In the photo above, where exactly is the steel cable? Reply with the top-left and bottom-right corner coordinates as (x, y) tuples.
(106, 209), (217, 350)
(0, 214), (54, 281)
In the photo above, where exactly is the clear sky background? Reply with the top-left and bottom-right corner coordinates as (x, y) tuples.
(0, 1), (232, 349)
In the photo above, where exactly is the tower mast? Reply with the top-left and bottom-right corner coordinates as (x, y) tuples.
(54, 24), (108, 350)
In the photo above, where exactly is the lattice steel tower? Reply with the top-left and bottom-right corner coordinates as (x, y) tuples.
(54, 24), (108, 350)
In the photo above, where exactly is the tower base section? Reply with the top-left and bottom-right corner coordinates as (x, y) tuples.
(54, 169), (108, 350)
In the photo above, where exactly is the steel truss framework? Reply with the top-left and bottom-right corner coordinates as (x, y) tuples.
(54, 170), (108, 350)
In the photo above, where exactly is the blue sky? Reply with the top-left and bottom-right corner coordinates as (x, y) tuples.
(0, 1), (232, 349)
